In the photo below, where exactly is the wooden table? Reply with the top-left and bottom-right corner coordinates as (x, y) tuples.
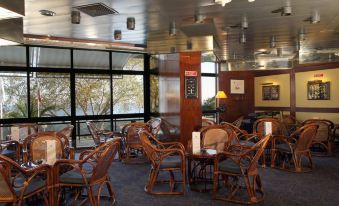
(187, 149), (217, 192)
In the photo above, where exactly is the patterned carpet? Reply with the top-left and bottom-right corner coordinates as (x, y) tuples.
(109, 155), (339, 206)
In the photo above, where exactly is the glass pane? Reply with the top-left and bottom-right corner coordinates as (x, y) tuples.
(75, 74), (111, 116)
(112, 52), (144, 71)
(76, 120), (111, 148)
(150, 75), (159, 113)
(114, 118), (144, 131)
(113, 75), (144, 114)
(29, 47), (71, 68)
(73, 50), (109, 70)
(201, 62), (216, 74)
(30, 73), (71, 117)
(0, 72), (27, 118)
(0, 46), (26, 67)
(201, 76), (216, 110)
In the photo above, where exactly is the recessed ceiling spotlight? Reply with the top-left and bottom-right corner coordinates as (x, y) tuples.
(241, 16), (248, 29)
(215, 0), (232, 7)
(283, 0), (292, 16)
(169, 21), (176, 36)
(270, 35), (276, 48)
(114, 30), (122, 40)
(127, 17), (135, 30)
(311, 10), (320, 24)
(39, 10), (56, 16)
(71, 10), (80, 24)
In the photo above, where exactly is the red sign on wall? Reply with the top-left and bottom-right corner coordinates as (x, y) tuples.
(314, 73), (323, 78)
(185, 70), (198, 76)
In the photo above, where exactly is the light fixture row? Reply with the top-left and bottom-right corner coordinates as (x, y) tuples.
(215, 0), (255, 7)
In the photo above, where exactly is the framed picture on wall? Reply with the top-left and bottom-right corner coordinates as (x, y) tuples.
(230, 79), (245, 94)
(307, 81), (330, 100)
(262, 85), (280, 100)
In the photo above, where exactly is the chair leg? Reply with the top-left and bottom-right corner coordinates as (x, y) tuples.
(244, 175), (257, 203)
(213, 172), (219, 199)
(307, 151), (313, 169)
(87, 187), (97, 206)
(105, 179), (116, 205)
(271, 149), (276, 168)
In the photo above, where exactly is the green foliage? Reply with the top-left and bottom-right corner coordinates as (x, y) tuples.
(202, 96), (216, 111)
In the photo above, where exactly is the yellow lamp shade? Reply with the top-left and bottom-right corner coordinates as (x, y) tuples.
(215, 91), (227, 99)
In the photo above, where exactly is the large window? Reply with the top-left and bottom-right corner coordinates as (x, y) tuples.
(201, 58), (217, 112)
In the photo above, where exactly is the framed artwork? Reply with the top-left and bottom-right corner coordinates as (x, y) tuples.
(262, 85), (280, 100)
(230, 79), (245, 94)
(307, 81), (330, 100)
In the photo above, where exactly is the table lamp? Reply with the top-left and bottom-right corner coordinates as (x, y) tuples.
(215, 91), (227, 123)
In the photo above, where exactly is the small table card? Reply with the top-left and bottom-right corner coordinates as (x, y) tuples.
(10, 126), (20, 141)
(264, 122), (272, 136)
(192, 132), (201, 154)
(45, 140), (57, 165)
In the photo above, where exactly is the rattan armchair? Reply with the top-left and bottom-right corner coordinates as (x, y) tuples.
(22, 132), (75, 163)
(86, 121), (115, 147)
(213, 134), (271, 204)
(202, 118), (216, 127)
(54, 140), (119, 206)
(0, 140), (20, 161)
(302, 119), (335, 156)
(139, 131), (186, 195)
(146, 118), (162, 136)
(0, 154), (50, 205)
(271, 124), (319, 172)
(232, 116), (244, 128)
(121, 122), (150, 163)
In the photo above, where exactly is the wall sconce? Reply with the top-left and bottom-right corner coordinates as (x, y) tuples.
(114, 30), (122, 40)
(127, 17), (135, 30)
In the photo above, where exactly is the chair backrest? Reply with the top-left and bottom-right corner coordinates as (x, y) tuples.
(253, 118), (284, 137)
(199, 125), (237, 152)
(86, 121), (101, 146)
(56, 125), (74, 146)
(293, 124), (319, 151)
(302, 119), (334, 142)
(139, 131), (158, 165)
(23, 132), (65, 162)
(248, 135), (271, 172)
(0, 161), (15, 201)
(232, 116), (244, 128)
(202, 118), (216, 127)
(146, 118), (162, 136)
(122, 122), (150, 145)
(89, 140), (119, 182)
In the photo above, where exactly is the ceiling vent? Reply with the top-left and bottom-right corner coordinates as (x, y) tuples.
(73, 3), (118, 17)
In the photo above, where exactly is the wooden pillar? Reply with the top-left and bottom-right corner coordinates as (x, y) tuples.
(179, 52), (202, 148)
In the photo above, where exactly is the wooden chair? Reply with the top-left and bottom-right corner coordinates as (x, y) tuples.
(139, 131), (186, 195)
(213, 134), (271, 204)
(121, 122), (150, 163)
(0, 140), (20, 161)
(22, 132), (75, 163)
(302, 119), (336, 156)
(0, 154), (50, 205)
(271, 124), (319, 172)
(54, 140), (120, 206)
(146, 118), (162, 136)
(86, 121), (115, 147)
(202, 118), (216, 127)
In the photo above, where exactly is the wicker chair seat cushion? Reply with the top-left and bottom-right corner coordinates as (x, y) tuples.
(159, 156), (181, 169)
(59, 169), (92, 184)
(13, 177), (45, 196)
(203, 129), (228, 153)
(218, 159), (241, 174)
(276, 143), (292, 153)
(239, 140), (255, 147)
(1, 149), (16, 158)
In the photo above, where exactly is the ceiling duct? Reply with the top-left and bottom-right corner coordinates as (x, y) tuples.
(0, 0), (25, 20)
(73, 3), (118, 17)
(0, 17), (23, 45)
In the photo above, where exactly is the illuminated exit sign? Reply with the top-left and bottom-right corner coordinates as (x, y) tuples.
(185, 71), (197, 76)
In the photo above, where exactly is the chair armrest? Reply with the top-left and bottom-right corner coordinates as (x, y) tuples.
(157, 142), (185, 151)
(79, 150), (94, 160)
(69, 147), (75, 159)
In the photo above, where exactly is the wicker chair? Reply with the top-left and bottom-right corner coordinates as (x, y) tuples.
(202, 118), (216, 127)
(121, 122), (150, 163)
(139, 131), (186, 195)
(56, 125), (74, 144)
(86, 121), (115, 147)
(232, 116), (244, 128)
(271, 124), (319, 172)
(54, 140), (119, 206)
(302, 119), (336, 156)
(0, 154), (50, 205)
(213, 134), (271, 204)
(146, 118), (162, 136)
(22, 132), (75, 163)
(0, 140), (20, 161)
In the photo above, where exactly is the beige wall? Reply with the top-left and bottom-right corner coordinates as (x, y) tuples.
(254, 74), (290, 107)
(295, 68), (339, 108)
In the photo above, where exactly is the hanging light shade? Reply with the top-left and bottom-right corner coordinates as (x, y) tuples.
(239, 31), (246, 44)
(283, 0), (292, 16)
(299, 27), (306, 41)
(169, 21), (176, 36)
(71, 10), (80, 24)
(114, 30), (122, 40)
(187, 39), (192, 50)
(241, 16), (248, 29)
(311, 10), (320, 24)
(194, 10), (204, 23)
(127, 17), (135, 30)
(270, 35), (276, 48)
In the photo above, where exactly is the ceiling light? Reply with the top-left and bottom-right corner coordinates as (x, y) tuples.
(71, 10), (80, 24)
(311, 10), (320, 24)
(127, 17), (135, 30)
(270, 35), (276, 48)
(282, 0), (292, 16)
(169, 21), (176, 36)
(194, 11), (204, 23)
(299, 27), (306, 41)
(215, 0), (232, 7)
(241, 16), (248, 29)
(248, 0), (255, 2)
(114, 30), (122, 40)
(187, 40), (192, 50)
(39, 10), (56, 16)
(239, 31), (246, 44)
(0, 0), (25, 20)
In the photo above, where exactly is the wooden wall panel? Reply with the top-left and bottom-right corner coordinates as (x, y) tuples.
(218, 71), (255, 122)
(180, 52), (202, 147)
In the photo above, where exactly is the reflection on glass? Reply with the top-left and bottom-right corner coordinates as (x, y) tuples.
(76, 74), (111, 116)
(150, 75), (159, 113)
(29, 47), (71, 68)
(73, 50), (109, 69)
(76, 120), (111, 148)
(30, 73), (71, 117)
(0, 72), (27, 119)
(0, 46), (26, 67)
(113, 75), (144, 114)
(112, 52), (144, 71)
